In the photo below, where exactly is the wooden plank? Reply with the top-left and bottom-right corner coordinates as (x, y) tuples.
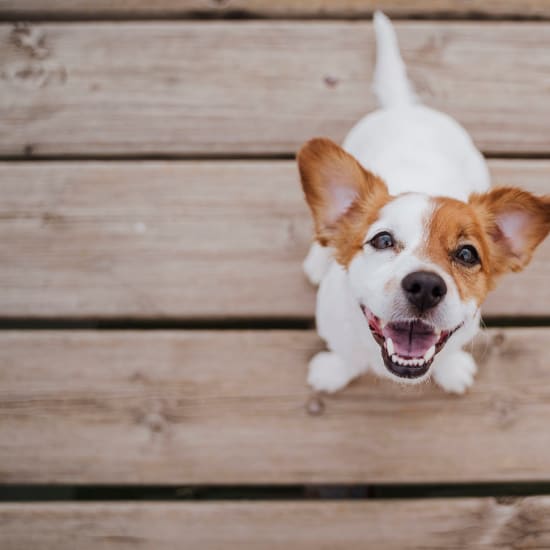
(2, 0), (550, 18)
(3, 498), (550, 550)
(0, 160), (548, 319)
(1, 328), (550, 484)
(2, 22), (550, 156)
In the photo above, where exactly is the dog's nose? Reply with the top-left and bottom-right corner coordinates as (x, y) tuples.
(401, 271), (447, 313)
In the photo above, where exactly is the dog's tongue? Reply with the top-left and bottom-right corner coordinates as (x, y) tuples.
(383, 320), (438, 358)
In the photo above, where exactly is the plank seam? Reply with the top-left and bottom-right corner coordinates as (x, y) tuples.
(0, 318), (315, 330)
(2, 483), (550, 502)
(0, 153), (297, 162)
(2, 153), (550, 162)
(0, 317), (549, 330)
(2, 14), (550, 23)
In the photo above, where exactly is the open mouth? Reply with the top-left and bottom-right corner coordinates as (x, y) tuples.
(360, 305), (462, 379)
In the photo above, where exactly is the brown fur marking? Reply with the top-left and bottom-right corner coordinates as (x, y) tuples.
(424, 197), (493, 304)
(469, 187), (550, 276)
(297, 138), (390, 265)
(425, 189), (550, 306)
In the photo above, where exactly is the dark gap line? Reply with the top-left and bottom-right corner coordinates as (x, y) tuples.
(1, 13), (550, 23)
(0, 318), (315, 331)
(0, 153), (296, 163)
(482, 151), (550, 160)
(3, 482), (550, 502)
(482, 316), (550, 328)
(2, 153), (550, 163)
(0, 317), (548, 331)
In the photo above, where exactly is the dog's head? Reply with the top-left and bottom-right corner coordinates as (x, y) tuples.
(298, 138), (550, 383)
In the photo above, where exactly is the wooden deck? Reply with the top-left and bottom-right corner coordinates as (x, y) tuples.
(1, 2), (550, 548)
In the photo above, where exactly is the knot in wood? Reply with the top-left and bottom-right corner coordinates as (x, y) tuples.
(306, 395), (325, 416)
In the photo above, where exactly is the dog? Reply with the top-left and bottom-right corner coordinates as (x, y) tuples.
(297, 12), (550, 394)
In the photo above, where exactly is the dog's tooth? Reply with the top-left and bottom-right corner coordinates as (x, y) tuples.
(386, 338), (395, 356)
(424, 346), (436, 362)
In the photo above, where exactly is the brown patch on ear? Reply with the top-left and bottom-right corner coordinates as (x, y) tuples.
(297, 138), (389, 254)
(425, 198), (493, 305)
(331, 185), (391, 266)
(469, 187), (550, 276)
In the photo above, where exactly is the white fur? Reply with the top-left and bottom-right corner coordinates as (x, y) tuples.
(432, 350), (478, 394)
(308, 351), (366, 393)
(303, 241), (332, 286)
(305, 12), (490, 394)
(372, 11), (417, 108)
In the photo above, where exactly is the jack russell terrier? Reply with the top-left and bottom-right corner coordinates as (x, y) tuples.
(298, 12), (550, 394)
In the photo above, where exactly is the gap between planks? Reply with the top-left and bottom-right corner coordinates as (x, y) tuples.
(2, 0), (550, 20)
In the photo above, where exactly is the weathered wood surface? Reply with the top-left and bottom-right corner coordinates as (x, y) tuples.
(0, 160), (547, 319)
(1, 328), (550, 484)
(2, 22), (550, 156)
(3, 498), (550, 550)
(1, 0), (550, 18)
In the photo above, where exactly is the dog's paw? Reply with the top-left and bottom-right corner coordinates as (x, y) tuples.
(303, 242), (331, 286)
(433, 350), (478, 395)
(307, 351), (354, 393)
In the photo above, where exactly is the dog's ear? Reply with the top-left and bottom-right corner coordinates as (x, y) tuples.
(297, 138), (388, 244)
(469, 187), (550, 275)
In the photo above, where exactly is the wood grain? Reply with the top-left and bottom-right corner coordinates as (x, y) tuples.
(0, 160), (547, 319)
(1, 0), (550, 18)
(3, 498), (550, 549)
(1, 328), (550, 484)
(2, 22), (550, 156)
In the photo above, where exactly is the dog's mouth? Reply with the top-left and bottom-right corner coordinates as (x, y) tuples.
(361, 305), (462, 379)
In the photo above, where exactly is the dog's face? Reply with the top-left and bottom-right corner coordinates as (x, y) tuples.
(298, 138), (550, 383)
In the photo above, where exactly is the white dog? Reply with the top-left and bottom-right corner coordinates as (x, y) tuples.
(298, 12), (550, 394)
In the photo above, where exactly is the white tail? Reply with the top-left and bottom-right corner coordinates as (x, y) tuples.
(372, 11), (417, 108)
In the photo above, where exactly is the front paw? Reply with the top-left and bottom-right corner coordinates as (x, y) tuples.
(303, 242), (331, 286)
(308, 351), (351, 393)
(433, 350), (478, 395)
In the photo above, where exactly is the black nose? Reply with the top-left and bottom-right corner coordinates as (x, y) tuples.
(401, 271), (447, 313)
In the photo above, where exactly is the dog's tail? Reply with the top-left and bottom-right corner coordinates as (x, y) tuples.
(372, 11), (417, 108)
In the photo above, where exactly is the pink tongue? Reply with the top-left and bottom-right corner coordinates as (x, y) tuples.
(383, 320), (438, 358)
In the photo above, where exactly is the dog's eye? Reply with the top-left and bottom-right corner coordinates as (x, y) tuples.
(454, 245), (480, 266)
(369, 231), (394, 250)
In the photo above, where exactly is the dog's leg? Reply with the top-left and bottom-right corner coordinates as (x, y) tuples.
(307, 351), (367, 393)
(432, 350), (478, 394)
(303, 242), (332, 286)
